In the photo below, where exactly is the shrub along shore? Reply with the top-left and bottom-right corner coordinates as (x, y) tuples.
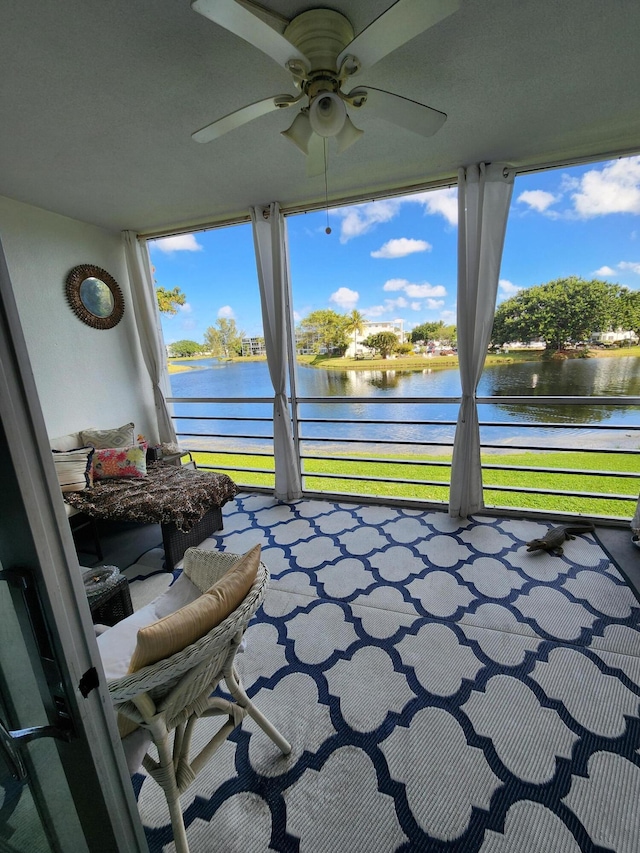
(168, 345), (640, 374)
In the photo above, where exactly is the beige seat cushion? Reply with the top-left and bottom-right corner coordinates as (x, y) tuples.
(127, 545), (261, 673)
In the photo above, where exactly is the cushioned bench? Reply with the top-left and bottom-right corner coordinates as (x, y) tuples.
(51, 424), (238, 570)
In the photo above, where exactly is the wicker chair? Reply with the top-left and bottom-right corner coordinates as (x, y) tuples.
(105, 554), (291, 853)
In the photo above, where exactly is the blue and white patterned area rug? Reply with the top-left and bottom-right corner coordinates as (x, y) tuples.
(134, 494), (640, 852)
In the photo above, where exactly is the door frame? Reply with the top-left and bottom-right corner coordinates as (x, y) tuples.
(0, 238), (147, 851)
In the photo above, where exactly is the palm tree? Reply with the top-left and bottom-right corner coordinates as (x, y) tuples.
(345, 309), (366, 357)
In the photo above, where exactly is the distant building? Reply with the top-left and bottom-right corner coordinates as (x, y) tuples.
(345, 320), (404, 357)
(499, 340), (546, 350)
(241, 336), (266, 356)
(590, 329), (638, 345)
(295, 329), (325, 355)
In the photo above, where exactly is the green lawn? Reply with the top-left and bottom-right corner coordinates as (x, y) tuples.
(192, 449), (640, 519)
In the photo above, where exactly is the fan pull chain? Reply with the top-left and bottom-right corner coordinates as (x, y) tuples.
(323, 138), (331, 234)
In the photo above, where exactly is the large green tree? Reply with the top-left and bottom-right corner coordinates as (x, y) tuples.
(411, 320), (457, 346)
(204, 318), (245, 357)
(362, 331), (400, 358)
(411, 321), (445, 343)
(298, 309), (350, 354)
(156, 286), (186, 315)
(615, 287), (640, 339)
(491, 277), (625, 351)
(168, 339), (205, 357)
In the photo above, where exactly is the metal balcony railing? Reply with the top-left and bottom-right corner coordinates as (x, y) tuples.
(167, 395), (640, 523)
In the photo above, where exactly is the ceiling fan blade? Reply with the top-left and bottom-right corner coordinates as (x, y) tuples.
(337, 0), (460, 75)
(355, 87), (447, 137)
(192, 95), (296, 143)
(191, 0), (307, 69)
(306, 135), (326, 178)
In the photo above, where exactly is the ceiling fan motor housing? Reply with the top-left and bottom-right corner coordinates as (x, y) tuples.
(284, 9), (354, 77)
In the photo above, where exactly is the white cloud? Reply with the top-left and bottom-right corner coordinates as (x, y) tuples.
(383, 278), (411, 291)
(181, 318), (196, 330)
(371, 237), (432, 258)
(217, 305), (234, 318)
(383, 278), (446, 298)
(365, 297), (408, 317)
(152, 233), (203, 253)
(618, 261), (640, 275)
(410, 301), (421, 311)
(593, 266), (616, 276)
(517, 190), (559, 214)
(440, 309), (456, 323)
(405, 283), (446, 298)
(365, 305), (386, 317)
(337, 199), (401, 242)
(330, 287), (359, 309)
(337, 186), (458, 242)
(179, 302), (192, 313)
(425, 298), (445, 309)
(390, 297), (408, 309)
(411, 188), (459, 226)
(572, 156), (640, 217)
(498, 279), (522, 297)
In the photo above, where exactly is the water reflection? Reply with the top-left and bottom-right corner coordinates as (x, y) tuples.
(170, 356), (640, 445)
(482, 357), (640, 424)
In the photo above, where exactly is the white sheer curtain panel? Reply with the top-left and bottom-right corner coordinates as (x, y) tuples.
(449, 163), (514, 518)
(122, 231), (177, 444)
(250, 203), (302, 501)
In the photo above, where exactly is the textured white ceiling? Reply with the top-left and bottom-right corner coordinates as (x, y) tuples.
(0, 0), (638, 234)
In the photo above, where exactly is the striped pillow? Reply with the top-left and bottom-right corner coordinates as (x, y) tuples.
(52, 447), (94, 493)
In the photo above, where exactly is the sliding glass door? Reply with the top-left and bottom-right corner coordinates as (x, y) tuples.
(0, 238), (146, 851)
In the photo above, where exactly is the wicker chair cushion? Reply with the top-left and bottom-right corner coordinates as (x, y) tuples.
(127, 545), (261, 673)
(97, 574), (202, 681)
(182, 546), (252, 592)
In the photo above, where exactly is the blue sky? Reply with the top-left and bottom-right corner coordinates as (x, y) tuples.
(150, 155), (640, 345)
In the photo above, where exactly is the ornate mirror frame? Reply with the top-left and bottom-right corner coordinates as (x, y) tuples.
(65, 264), (125, 330)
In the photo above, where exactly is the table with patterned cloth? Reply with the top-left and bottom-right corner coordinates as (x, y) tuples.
(65, 462), (238, 569)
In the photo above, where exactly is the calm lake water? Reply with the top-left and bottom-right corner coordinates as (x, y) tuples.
(169, 357), (640, 450)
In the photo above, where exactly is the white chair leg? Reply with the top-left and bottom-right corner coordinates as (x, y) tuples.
(149, 730), (191, 853)
(226, 666), (291, 755)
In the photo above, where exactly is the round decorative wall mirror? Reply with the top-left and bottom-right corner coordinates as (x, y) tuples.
(65, 264), (124, 329)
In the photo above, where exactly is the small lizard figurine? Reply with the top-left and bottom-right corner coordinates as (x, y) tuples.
(526, 523), (595, 556)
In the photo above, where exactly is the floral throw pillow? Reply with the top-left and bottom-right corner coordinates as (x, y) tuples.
(93, 444), (147, 480)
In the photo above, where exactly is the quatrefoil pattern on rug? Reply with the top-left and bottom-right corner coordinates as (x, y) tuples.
(135, 495), (640, 852)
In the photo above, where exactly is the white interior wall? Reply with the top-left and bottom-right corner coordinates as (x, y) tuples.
(0, 195), (158, 442)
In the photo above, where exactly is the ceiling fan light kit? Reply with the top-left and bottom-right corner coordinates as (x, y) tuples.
(280, 110), (314, 154)
(335, 115), (365, 153)
(191, 0), (460, 158)
(309, 92), (347, 137)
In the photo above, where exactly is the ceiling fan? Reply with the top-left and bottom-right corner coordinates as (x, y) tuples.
(190, 0), (459, 171)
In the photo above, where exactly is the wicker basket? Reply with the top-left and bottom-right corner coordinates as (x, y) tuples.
(161, 506), (223, 571)
(83, 570), (133, 626)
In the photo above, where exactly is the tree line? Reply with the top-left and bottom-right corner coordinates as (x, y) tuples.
(492, 277), (640, 351)
(158, 277), (640, 360)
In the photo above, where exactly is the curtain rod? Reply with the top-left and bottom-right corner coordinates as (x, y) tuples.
(136, 144), (640, 242)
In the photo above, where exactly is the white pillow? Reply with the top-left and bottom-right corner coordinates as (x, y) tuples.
(97, 574), (202, 680)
